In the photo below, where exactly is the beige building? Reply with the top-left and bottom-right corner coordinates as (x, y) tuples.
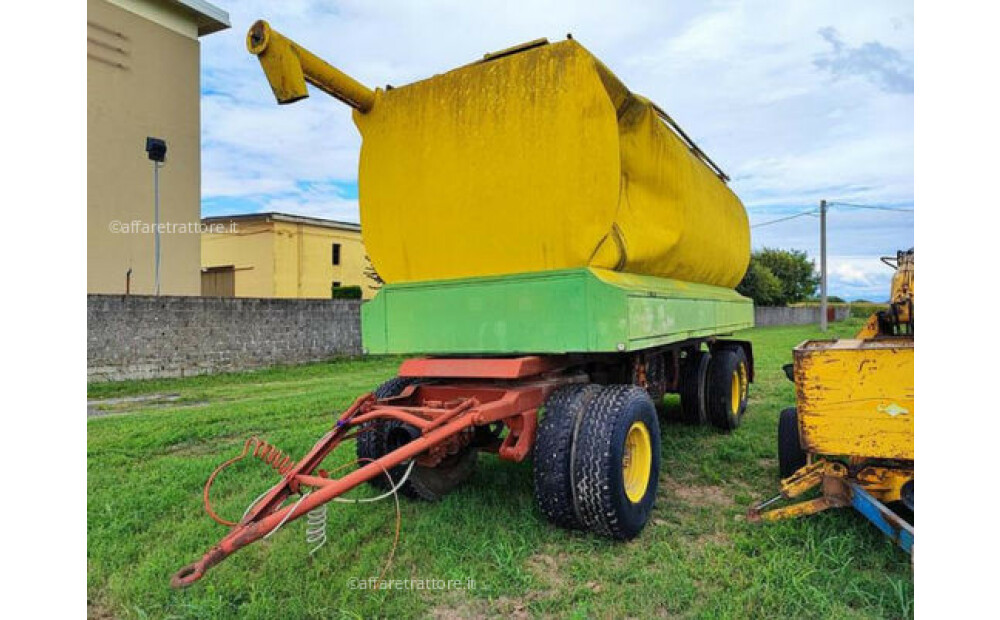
(201, 213), (376, 299)
(88, 0), (229, 295)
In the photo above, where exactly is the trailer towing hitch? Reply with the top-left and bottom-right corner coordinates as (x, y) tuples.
(170, 391), (481, 588)
(170, 377), (551, 587)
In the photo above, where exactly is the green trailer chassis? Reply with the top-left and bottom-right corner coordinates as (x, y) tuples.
(362, 267), (753, 355)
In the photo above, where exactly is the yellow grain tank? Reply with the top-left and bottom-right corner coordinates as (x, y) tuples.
(249, 24), (750, 287)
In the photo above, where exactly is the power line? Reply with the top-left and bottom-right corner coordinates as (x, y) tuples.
(828, 201), (914, 213)
(751, 209), (818, 228)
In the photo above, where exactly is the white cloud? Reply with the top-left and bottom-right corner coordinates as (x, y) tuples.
(199, 1), (913, 298)
(827, 255), (898, 301)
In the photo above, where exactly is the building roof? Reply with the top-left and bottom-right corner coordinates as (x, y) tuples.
(202, 212), (362, 232)
(169, 0), (230, 36)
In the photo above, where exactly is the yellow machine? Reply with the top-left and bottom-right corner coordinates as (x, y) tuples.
(750, 249), (914, 553)
(247, 21), (750, 287)
(858, 249), (914, 338)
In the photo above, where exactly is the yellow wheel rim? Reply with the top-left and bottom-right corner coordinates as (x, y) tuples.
(730, 368), (741, 414)
(739, 361), (748, 401)
(622, 422), (652, 503)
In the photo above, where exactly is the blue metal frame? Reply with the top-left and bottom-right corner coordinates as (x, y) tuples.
(849, 483), (914, 554)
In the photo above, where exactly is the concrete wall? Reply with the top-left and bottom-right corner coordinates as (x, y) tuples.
(754, 305), (851, 327)
(88, 0), (204, 295)
(88, 295), (362, 382)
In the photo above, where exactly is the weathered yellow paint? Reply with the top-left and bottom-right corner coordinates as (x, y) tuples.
(752, 459), (912, 522)
(201, 214), (375, 299)
(248, 26), (750, 288)
(853, 465), (912, 503)
(890, 249), (914, 325)
(247, 20), (374, 110)
(793, 338), (914, 460)
(855, 313), (880, 339)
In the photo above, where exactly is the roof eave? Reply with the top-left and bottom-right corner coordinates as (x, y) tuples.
(171, 0), (230, 36)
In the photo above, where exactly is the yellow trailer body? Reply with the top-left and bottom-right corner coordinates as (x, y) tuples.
(348, 39), (750, 286)
(793, 338), (914, 460)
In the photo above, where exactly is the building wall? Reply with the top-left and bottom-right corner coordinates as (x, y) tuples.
(87, 0), (202, 295)
(272, 221), (372, 299)
(202, 219), (375, 299)
(201, 221), (276, 297)
(88, 295), (362, 382)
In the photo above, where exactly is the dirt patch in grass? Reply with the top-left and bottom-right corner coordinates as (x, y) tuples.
(162, 433), (245, 456)
(429, 552), (573, 618)
(695, 530), (732, 547)
(660, 476), (736, 508)
(87, 393), (208, 418)
(525, 552), (570, 589)
(87, 600), (117, 619)
(429, 595), (533, 620)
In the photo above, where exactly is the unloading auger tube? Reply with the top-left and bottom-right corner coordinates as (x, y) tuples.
(247, 20), (374, 111)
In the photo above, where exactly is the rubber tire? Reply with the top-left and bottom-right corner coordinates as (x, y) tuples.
(901, 479), (914, 511)
(405, 448), (478, 501)
(357, 377), (421, 490)
(680, 350), (711, 425)
(707, 349), (748, 431)
(533, 384), (601, 530)
(356, 377), (478, 500)
(573, 385), (661, 540)
(777, 407), (807, 479)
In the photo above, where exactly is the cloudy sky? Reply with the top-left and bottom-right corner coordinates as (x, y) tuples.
(200, 0), (913, 301)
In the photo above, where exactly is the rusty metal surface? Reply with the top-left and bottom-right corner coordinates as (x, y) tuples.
(172, 371), (571, 587)
(748, 459), (913, 554)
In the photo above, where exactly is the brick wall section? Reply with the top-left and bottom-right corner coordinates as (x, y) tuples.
(754, 305), (851, 327)
(88, 295), (362, 382)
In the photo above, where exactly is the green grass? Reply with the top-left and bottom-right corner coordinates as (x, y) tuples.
(88, 320), (913, 619)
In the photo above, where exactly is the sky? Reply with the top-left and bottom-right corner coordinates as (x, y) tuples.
(200, 0), (913, 301)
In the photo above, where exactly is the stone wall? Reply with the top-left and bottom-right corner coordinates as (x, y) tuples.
(88, 295), (362, 382)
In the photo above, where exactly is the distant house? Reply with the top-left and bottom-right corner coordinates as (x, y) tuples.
(88, 0), (230, 295)
(201, 213), (375, 299)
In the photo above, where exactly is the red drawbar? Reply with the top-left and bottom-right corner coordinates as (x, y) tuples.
(398, 356), (569, 380)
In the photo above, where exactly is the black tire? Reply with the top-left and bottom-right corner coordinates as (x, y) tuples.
(533, 384), (601, 530)
(356, 377), (478, 500)
(707, 349), (749, 431)
(777, 407), (807, 479)
(680, 350), (710, 425)
(573, 385), (661, 540)
(357, 377), (422, 490)
(405, 448), (478, 501)
(901, 479), (914, 511)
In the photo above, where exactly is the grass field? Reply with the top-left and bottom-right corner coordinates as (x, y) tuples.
(87, 319), (913, 619)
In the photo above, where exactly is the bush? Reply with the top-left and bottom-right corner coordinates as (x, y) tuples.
(737, 248), (819, 306)
(736, 261), (783, 306)
(331, 285), (363, 300)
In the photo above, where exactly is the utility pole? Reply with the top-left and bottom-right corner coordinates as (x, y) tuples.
(819, 199), (828, 332)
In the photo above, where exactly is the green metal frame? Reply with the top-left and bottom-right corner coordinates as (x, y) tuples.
(362, 268), (753, 355)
